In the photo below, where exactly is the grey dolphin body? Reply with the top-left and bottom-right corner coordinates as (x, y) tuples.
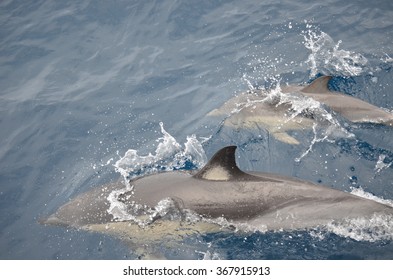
(44, 146), (393, 233)
(286, 76), (393, 126)
(208, 76), (393, 144)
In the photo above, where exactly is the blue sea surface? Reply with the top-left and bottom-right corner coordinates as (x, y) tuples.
(0, 0), (393, 259)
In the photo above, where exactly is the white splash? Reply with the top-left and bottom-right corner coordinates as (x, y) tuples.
(107, 122), (207, 225)
(149, 198), (182, 221)
(230, 79), (355, 161)
(381, 54), (393, 63)
(114, 122), (207, 179)
(106, 181), (141, 223)
(374, 154), (392, 174)
(302, 29), (368, 77)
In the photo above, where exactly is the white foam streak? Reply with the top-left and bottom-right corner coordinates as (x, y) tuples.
(295, 123), (332, 162)
(313, 188), (393, 242)
(325, 214), (393, 242)
(106, 182), (137, 222)
(350, 187), (393, 208)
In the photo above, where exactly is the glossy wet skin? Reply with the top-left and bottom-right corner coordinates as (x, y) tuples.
(43, 146), (393, 231)
(129, 169), (392, 229)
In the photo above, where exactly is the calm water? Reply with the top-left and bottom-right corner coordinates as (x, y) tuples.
(1, 0), (393, 259)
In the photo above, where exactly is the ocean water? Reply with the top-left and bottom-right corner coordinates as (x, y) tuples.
(0, 0), (393, 259)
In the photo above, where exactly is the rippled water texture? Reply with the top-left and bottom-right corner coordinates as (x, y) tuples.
(0, 0), (392, 259)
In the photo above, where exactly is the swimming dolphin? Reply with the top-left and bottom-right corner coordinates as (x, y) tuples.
(43, 146), (393, 235)
(286, 76), (393, 126)
(208, 76), (393, 144)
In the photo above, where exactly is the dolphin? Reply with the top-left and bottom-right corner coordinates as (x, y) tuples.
(285, 76), (393, 126)
(43, 146), (393, 235)
(208, 76), (393, 144)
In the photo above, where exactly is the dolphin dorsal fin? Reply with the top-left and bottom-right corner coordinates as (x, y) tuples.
(193, 146), (260, 181)
(300, 76), (332, 94)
